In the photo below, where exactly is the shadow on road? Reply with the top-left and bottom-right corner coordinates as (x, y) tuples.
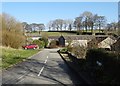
(2, 52), (86, 85)
(40, 57), (86, 85)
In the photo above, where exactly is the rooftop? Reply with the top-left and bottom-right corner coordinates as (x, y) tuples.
(48, 35), (108, 40)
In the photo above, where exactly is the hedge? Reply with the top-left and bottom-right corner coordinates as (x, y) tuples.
(85, 49), (120, 84)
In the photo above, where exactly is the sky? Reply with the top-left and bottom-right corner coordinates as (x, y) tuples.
(1, 0), (119, 2)
(2, 2), (118, 26)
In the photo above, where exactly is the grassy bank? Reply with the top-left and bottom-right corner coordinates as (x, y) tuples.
(1, 47), (40, 69)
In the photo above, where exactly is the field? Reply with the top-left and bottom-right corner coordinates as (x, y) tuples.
(42, 31), (76, 36)
(1, 46), (40, 69)
(26, 30), (117, 37)
(26, 31), (77, 36)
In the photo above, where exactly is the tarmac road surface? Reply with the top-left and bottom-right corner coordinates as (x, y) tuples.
(2, 48), (85, 85)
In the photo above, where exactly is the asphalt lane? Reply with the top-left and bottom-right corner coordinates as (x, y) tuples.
(2, 48), (83, 85)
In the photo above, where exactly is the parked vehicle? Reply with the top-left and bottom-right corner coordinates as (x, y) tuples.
(22, 44), (39, 49)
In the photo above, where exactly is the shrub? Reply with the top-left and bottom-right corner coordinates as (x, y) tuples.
(71, 45), (87, 59)
(2, 30), (25, 49)
(2, 13), (25, 49)
(67, 46), (73, 52)
(60, 48), (68, 53)
(95, 33), (105, 35)
(82, 32), (92, 35)
(77, 30), (83, 35)
(39, 37), (48, 48)
(67, 41), (87, 59)
(32, 40), (45, 48)
(41, 32), (49, 47)
(85, 49), (120, 84)
(49, 40), (59, 48)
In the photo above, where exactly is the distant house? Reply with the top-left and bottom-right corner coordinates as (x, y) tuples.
(48, 35), (108, 47)
(111, 36), (120, 52)
(98, 36), (117, 50)
(47, 36), (59, 47)
(87, 36), (107, 49)
(71, 40), (88, 47)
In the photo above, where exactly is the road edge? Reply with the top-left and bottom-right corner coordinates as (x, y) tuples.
(57, 50), (94, 85)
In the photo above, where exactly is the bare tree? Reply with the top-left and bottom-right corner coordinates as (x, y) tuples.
(118, 21), (120, 35)
(47, 21), (53, 31)
(22, 22), (32, 33)
(31, 23), (45, 34)
(81, 11), (93, 32)
(67, 19), (73, 31)
(63, 20), (68, 30)
(37, 24), (45, 34)
(111, 22), (118, 31)
(31, 23), (37, 32)
(74, 16), (83, 32)
(58, 19), (64, 31)
(50, 19), (64, 31)
(48, 19), (74, 31)
(95, 16), (106, 33)
(106, 23), (112, 31)
(53, 19), (59, 31)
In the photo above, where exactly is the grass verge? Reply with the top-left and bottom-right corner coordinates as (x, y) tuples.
(1, 47), (40, 69)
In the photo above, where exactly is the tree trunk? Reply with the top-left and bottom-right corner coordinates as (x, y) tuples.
(99, 24), (101, 33)
(91, 26), (93, 34)
(85, 25), (87, 32)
